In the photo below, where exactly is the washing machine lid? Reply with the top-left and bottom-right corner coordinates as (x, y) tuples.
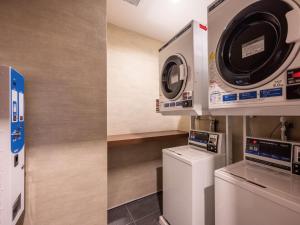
(216, 0), (295, 88)
(161, 54), (188, 100)
(163, 145), (215, 165)
(217, 161), (300, 207)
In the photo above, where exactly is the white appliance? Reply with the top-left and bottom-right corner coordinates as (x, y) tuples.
(208, 0), (300, 115)
(0, 66), (25, 225)
(215, 137), (300, 225)
(160, 130), (225, 225)
(157, 20), (209, 115)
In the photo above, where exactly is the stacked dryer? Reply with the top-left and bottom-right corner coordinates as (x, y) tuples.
(157, 20), (209, 115)
(208, 0), (300, 115)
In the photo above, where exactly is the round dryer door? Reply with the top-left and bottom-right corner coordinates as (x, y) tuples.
(216, 0), (295, 89)
(161, 54), (188, 100)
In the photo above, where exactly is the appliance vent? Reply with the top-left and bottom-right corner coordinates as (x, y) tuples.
(123, 0), (141, 6)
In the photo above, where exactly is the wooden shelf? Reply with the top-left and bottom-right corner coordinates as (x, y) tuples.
(108, 130), (188, 146)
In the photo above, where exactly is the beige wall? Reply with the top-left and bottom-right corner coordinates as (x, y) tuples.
(0, 1), (107, 225)
(108, 136), (188, 208)
(107, 23), (189, 135)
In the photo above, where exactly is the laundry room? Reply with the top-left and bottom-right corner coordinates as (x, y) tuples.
(1, 0), (300, 225)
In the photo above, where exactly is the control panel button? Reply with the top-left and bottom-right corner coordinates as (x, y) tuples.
(293, 164), (300, 175)
(182, 100), (192, 108)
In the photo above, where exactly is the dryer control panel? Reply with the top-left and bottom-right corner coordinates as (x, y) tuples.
(245, 137), (300, 175)
(189, 130), (225, 154)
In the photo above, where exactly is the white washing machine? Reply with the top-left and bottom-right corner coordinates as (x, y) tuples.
(160, 130), (225, 225)
(215, 137), (300, 225)
(157, 20), (209, 115)
(208, 0), (300, 115)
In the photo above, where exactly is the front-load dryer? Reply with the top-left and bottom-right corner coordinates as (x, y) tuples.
(157, 20), (209, 115)
(160, 130), (226, 225)
(208, 0), (300, 115)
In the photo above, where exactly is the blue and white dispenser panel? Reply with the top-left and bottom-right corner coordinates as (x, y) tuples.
(0, 66), (25, 225)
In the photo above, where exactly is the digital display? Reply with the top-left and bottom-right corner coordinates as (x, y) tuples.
(292, 72), (300, 78)
(189, 131), (209, 144)
(287, 68), (300, 85)
(246, 138), (292, 162)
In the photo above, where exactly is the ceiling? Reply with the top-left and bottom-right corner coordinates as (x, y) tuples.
(107, 0), (212, 42)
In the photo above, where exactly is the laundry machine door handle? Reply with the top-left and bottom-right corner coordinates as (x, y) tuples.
(179, 64), (187, 81)
(286, 8), (300, 43)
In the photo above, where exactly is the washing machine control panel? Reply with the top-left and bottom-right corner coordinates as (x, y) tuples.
(189, 130), (224, 154)
(245, 137), (300, 175)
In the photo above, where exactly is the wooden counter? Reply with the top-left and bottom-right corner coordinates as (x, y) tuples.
(107, 130), (189, 146)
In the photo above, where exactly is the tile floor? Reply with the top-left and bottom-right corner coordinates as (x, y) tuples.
(108, 192), (162, 225)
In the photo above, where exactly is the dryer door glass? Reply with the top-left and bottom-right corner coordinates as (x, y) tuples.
(161, 55), (187, 99)
(217, 0), (294, 87)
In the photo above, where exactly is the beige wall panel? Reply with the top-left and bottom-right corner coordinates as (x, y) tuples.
(107, 24), (189, 135)
(108, 136), (187, 208)
(0, 0), (107, 224)
(108, 160), (162, 209)
(108, 137), (188, 169)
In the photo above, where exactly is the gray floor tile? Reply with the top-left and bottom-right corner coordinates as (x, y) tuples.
(108, 205), (133, 225)
(135, 211), (161, 225)
(126, 193), (162, 221)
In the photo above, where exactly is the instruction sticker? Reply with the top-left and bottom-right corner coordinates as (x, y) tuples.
(242, 36), (265, 59)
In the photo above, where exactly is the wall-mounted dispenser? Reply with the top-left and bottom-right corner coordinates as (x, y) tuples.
(0, 66), (25, 225)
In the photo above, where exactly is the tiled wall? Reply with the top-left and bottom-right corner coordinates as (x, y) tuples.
(0, 0), (107, 224)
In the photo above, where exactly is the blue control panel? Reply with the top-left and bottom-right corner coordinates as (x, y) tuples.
(239, 91), (257, 100)
(260, 88), (283, 98)
(10, 68), (24, 154)
(223, 93), (237, 102)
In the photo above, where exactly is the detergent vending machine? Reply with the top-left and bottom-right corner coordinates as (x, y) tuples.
(0, 66), (25, 225)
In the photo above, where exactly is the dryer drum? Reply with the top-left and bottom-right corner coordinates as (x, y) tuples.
(161, 55), (187, 99)
(216, 0), (294, 88)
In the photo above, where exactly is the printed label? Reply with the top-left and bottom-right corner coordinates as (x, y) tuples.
(170, 73), (179, 84)
(11, 89), (18, 122)
(176, 101), (183, 106)
(223, 94), (237, 102)
(170, 102), (176, 107)
(239, 91), (257, 100)
(19, 92), (24, 121)
(260, 88), (282, 98)
(209, 52), (216, 64)
(156, 99), (160, 112)
(242, 36), (265, 59)
(210, 93), (222, 104)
